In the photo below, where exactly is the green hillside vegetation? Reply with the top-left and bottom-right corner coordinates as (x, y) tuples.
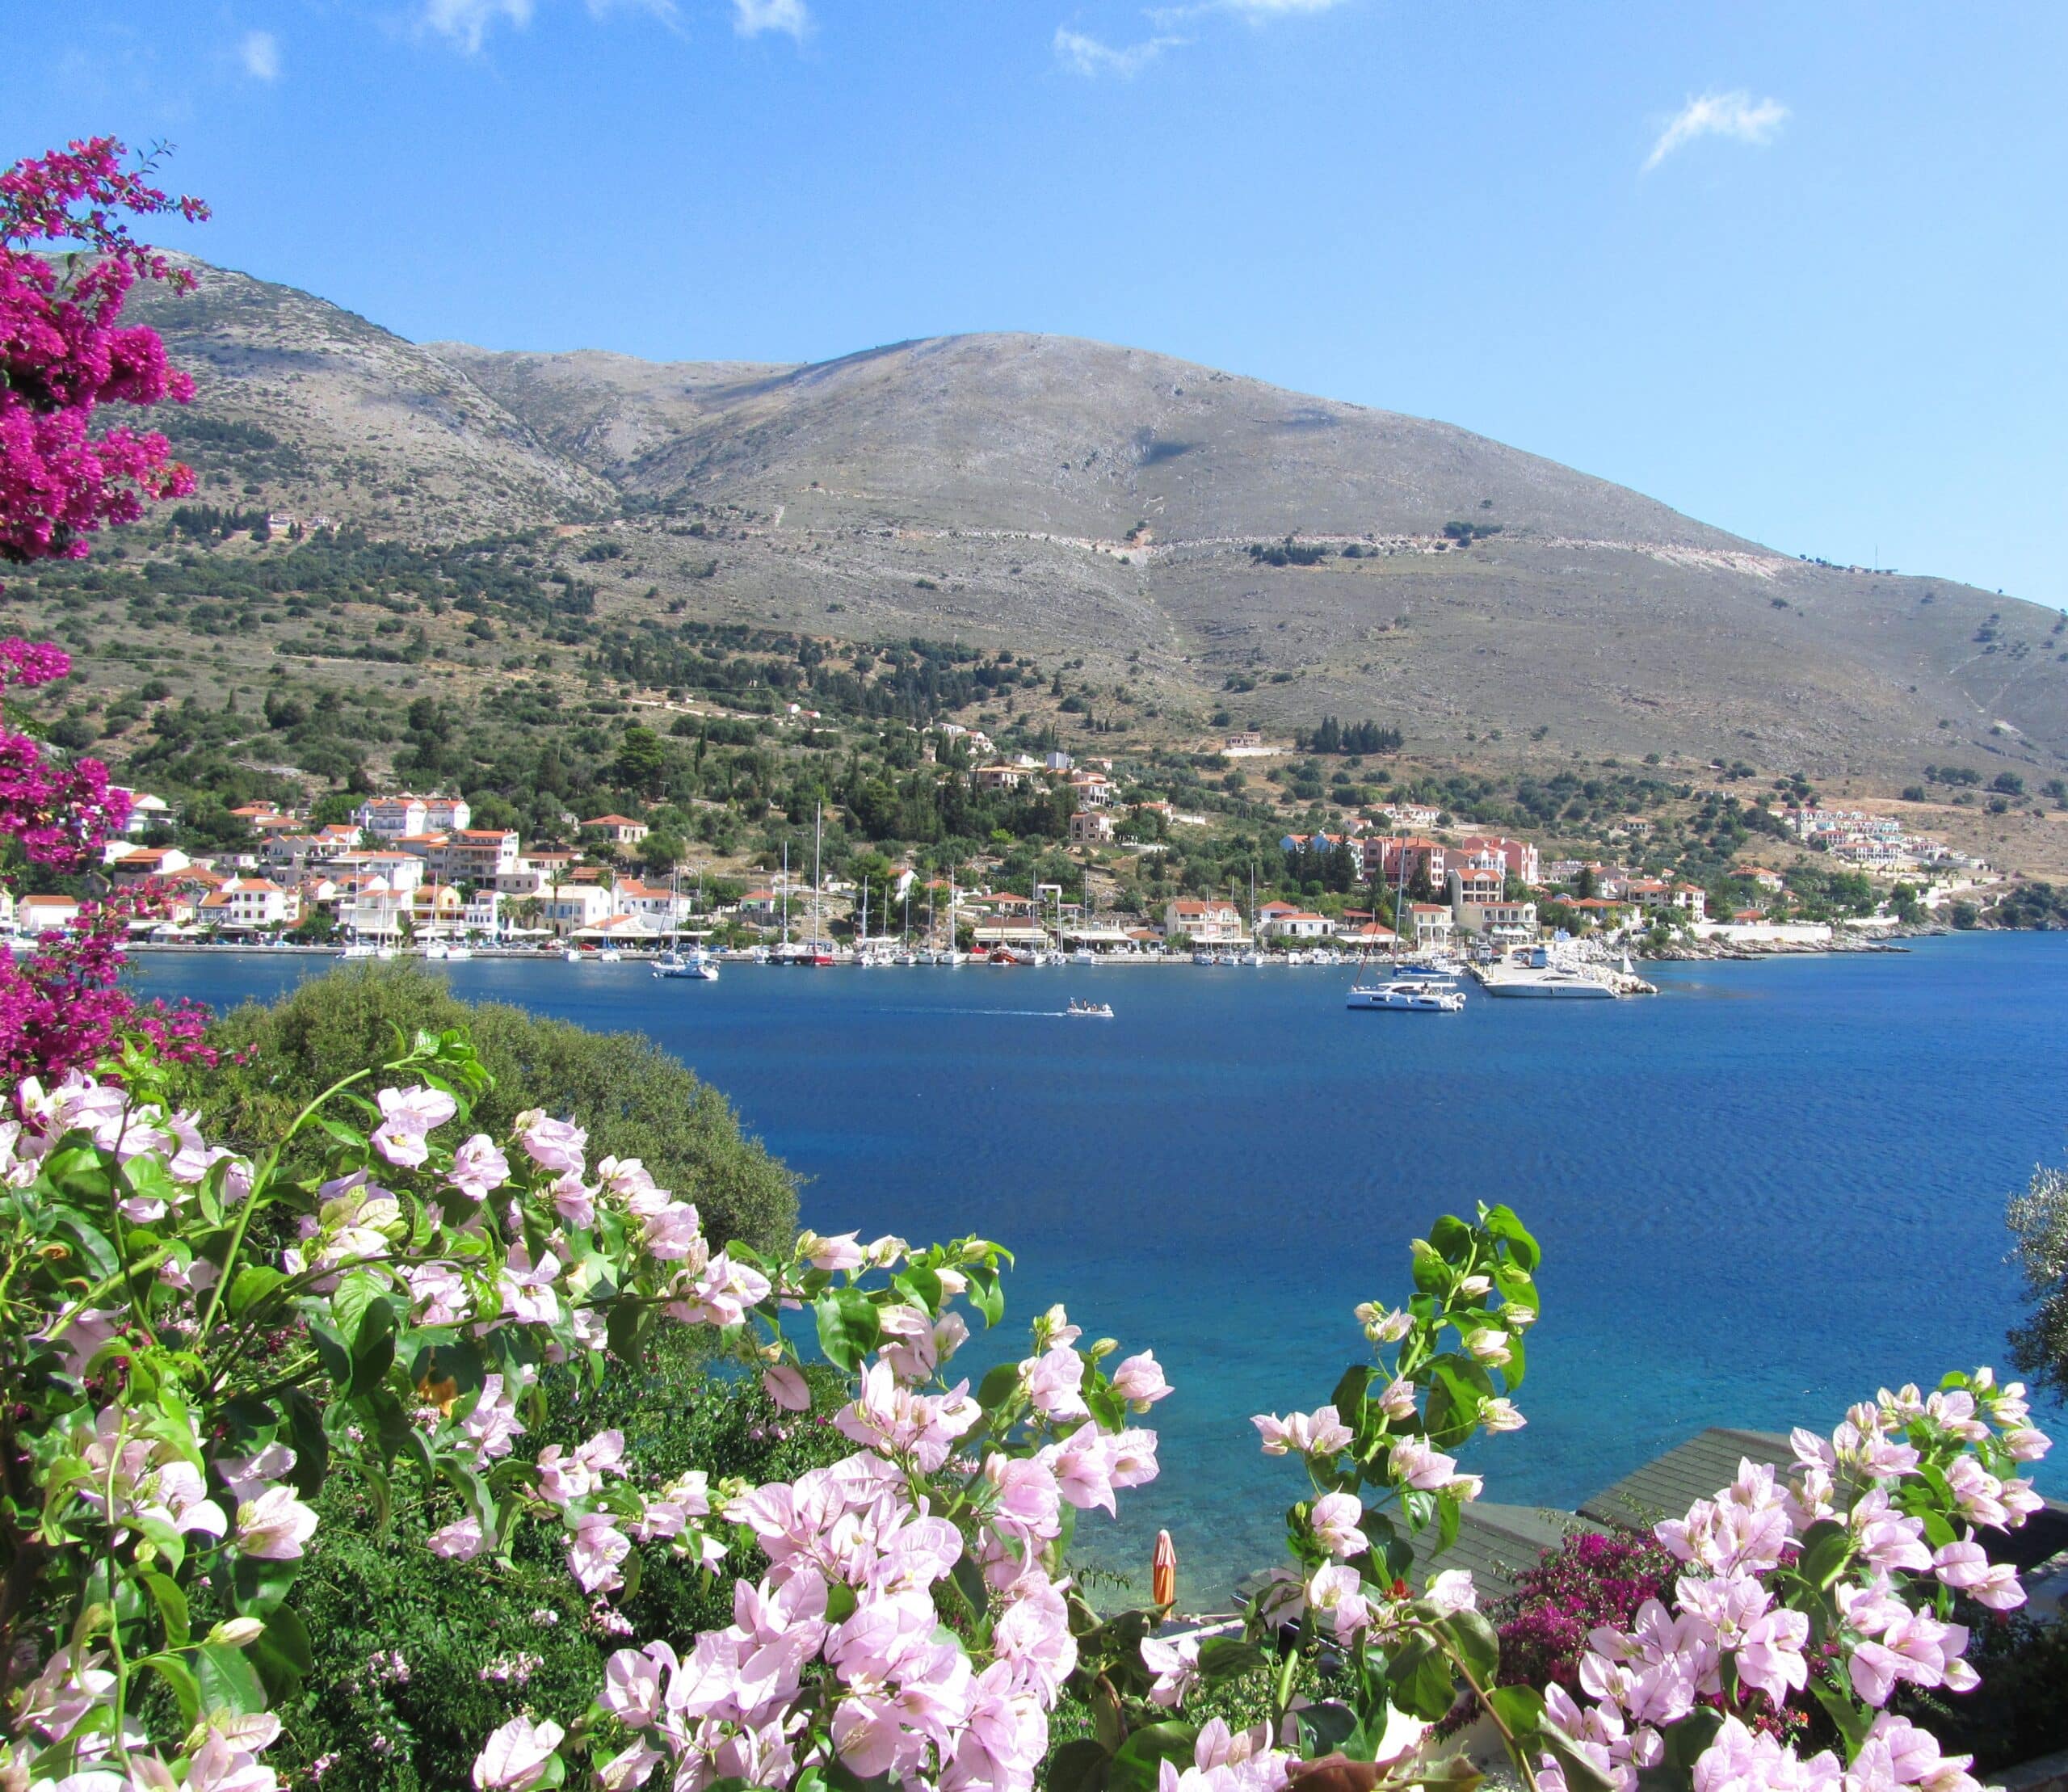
(0, 516), (1897, 925)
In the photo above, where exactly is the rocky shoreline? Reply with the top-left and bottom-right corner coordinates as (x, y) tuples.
(1638, 923), (1947, 962)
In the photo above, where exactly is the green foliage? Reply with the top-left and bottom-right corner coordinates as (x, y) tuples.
(279, 1345), (848, 1792)
(1894, 1609), (2068, 1773)
(2007, 1156), (2068, 1403)
(190, 964), (797, 1255)
(1990, 881), (2068, 930)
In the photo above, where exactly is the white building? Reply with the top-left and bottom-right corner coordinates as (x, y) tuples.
(200, 877), (299, 935)
(1162, 898), (1246, 944)
(355, 794), (471, 839)
(1260, 910), (1335, 941)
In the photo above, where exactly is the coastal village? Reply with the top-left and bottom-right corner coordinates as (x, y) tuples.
(11, 726), (2005, 967)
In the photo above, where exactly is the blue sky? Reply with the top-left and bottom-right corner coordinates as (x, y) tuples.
(11, 2), (2066, 606)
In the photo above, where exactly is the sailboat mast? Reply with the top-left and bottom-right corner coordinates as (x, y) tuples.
(1393, 833), (1408, 968)
(782, 841), (790, 948)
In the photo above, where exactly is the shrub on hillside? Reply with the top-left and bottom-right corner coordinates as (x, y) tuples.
(190, 962), (797, 1255)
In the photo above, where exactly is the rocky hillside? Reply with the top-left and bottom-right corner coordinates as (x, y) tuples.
(111, 260), (2068, 780)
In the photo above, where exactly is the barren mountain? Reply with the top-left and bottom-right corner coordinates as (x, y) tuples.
(124, 262), (2068, 779)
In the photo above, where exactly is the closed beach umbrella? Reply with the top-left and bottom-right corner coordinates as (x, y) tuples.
(1152, 1529), (1177, 1608)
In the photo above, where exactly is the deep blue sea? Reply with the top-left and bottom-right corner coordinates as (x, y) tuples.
(132, 936), (2068, 1605)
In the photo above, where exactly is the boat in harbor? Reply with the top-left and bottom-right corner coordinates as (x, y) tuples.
(1478, 965), (1616, 999)
(1393, 954), (1466, 982)
(1347, 979), (1466, 1012)
(655, 870), (720, 978)
(1066, 998), (1114, 1018)
(1344, 834), (1464, 1009)
(1477, 940), (1620, 999)
(657, 947), (719, 981)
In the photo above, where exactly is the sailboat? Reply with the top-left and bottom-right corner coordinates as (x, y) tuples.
(1347, 835), (1465, 1012)
(656, 869), (718, 979)
(894, 886), (919, 965)
(1239, 864), (1267, 965)
(808, 803), (835, 965)
(938, 864), (965, 965)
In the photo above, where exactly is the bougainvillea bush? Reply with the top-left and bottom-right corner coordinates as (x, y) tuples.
(1490, 1529), (1683, 1701)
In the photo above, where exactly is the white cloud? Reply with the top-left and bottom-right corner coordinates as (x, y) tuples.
(420, 0), (534, 53)
(239, 29), (282, 80)
(586, 0), (682, 23)
(1643, 90), (1789, 172)
(1147, 0), (1347, 23)
(1053, 25), (1180, 76)
(733, 0), (808, 40)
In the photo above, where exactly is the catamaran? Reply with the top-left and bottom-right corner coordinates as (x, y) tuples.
(1347, 833), (1465, 1012)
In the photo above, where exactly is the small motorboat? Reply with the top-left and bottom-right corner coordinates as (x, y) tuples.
(1066, 998), (1114, 1018)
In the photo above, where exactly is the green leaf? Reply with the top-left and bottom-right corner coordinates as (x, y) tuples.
(280, 1390), (329, 1498)
(194, 1641), (268, 1717)
(1796, 1520), (1852, 1591)
(1634, 1770), (1695, 1792)
(231, 1553), (301, 1618)
(1110, 1723), (1200, 1792)
(977, 1360), (1022, 1412)
(1810, 1683), (1871, 1756)
(1086, 1382), (1125, 1433)
(307, 1322), (350, 1387)
(315, 1114), (368, 1151)
(1330, 1363), (1372, 1421)
(1480, 1204), (1540, 1272)
(1539, 1724), (1615, 1792)
(1440, 1610), (1499, 1689)
(142, 1571), (189, 1648)
(1047, 1739), (1111, 1792)
(965, 1264), (1006, 1328)
(815, 1286), (881, 1373)
(226, 1265), (287, 1319)
(1660, 1709), (1723, 1769)
(138, 1651), (201, 1728)
(1486, 1685), (1545, 1741)
(1293, 1703), (1360, 1758)
(893, 1267), (944, 1315)
(248, 1603), (313, 1702)
(1435, 1491), (1462, 1557)
(1429, 1214), (1475, 1264)
(606, 1298), (646, 1365)
(1410, 1240), (1448, 1294)
(952, 1552), (990, 1620)
(348, 1306), (399, 1397)
(1394, 1639), (1459, 1722)
(1196, 1638), (1268, 1682)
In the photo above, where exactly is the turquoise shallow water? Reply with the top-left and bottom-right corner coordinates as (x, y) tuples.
(132, 936), (2068, 1605)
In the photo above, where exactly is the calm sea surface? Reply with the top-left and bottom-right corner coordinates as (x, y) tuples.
(132, 936), (2068, 1605)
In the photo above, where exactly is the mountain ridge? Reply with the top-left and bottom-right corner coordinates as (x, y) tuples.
(112, 259), (2068, 780)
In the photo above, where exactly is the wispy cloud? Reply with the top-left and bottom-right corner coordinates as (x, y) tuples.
(420, 0), (533, 53)
(1146, 0), (1348, 23)
(1053, 25), (1181, 77)
(1643, 90), (1789, 172)
(733, 0), (808, 40)
(1213, 0), (1349, 14)
(588, 0), (682, 22)
(239, 28), (282, 80)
